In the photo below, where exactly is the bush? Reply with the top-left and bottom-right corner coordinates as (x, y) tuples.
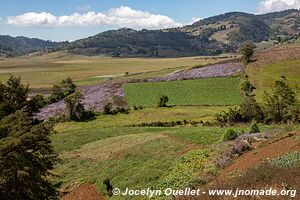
(249, 122), (260, 133)
(223, 129), (238, 141)
(215, 107), (243, 126)
(157, 95), (169, 107)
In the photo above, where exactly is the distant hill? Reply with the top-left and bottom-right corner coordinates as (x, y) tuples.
(62, 9), (300, 57)
(0, 35), (61, 57)
(2, 9), (300, 57)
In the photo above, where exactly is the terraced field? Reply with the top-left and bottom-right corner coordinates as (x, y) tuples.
(52, 108), (300, 199)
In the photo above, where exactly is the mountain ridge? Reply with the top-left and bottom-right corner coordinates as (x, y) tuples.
(1, 9), (299, 57)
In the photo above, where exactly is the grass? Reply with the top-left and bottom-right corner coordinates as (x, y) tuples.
(56, 137), (189, 200)
(247, 59), (300, 100)
(52, 105), (226, 152)
(0, 52), (231, 88)
(52, 103), (300, 199)
(124, 78), (242, 107)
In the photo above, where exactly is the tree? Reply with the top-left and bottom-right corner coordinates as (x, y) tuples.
(60, 77), (76, 97)
(48, 84), (64, 103)
(48, 77), (76, 104)
(239, 75), (263, 122)
(0, 75), (29, 119)
(239, 77), (256, 96)
(64, 91), (93, 121)
(26, 95), (46, 114)
(240, 42), (255, 65)
(240, 95), (263, 121)
(263, 79), (298, 123)
(0, 110), (58, 199)
(158, 95), (169, 107)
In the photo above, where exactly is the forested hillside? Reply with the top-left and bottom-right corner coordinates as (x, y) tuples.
(63, 9), (300, 57)
(0, 35), (61, 57)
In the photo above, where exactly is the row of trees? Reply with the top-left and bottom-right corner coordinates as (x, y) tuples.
(216, 76), (300, 125)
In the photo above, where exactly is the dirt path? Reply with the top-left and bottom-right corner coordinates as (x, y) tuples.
(219, 131), (300, 180)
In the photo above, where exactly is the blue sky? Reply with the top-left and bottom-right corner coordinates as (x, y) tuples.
(0, 0), (298, 41)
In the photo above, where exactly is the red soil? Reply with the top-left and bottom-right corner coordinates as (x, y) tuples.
(220, 131), (300, 178)
(61, 183), (106, 200)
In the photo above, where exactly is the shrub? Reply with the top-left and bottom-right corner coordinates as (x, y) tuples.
(223, 129), (238, 141)
(215, 107), (243, 126)
(103, 103), (113, 115)
(157, 95), (169, 107)
(249, 122), (260, 133)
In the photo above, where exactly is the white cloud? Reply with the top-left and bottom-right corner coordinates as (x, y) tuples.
(190, 17), (202, 24)
(258, 0), (300, 13)
(5, 6), (181, 29)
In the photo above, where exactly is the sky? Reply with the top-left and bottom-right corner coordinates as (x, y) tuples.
(0, 0), (299, 41)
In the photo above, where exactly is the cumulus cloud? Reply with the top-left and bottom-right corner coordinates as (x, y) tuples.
(5, 6), (181, 29)
(258, 0), (300, 13)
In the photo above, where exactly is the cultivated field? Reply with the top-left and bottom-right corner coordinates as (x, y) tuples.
(124, 78), (242, 107)
(52, 107), (300, 199)
(2, 45), (300, 200)
(0, 52), (233, 88)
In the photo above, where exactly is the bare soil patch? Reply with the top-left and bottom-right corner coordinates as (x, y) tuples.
(251, 45), (300, 67)
(221, 131), (300, 176)
(61, 183), (105, 200)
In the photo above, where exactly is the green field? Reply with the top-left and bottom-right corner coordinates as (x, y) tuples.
(0, 52), (233, 88)
(247, 59), (300, 100)
(52, 106), (300, 199)
(124, 78), (242, 107)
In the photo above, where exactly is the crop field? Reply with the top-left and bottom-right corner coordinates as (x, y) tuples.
(0, 52), (233, 88)
(247, 59), (300, 100)
(52, 106), (300, 199)
(124, 77), (242, 107)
